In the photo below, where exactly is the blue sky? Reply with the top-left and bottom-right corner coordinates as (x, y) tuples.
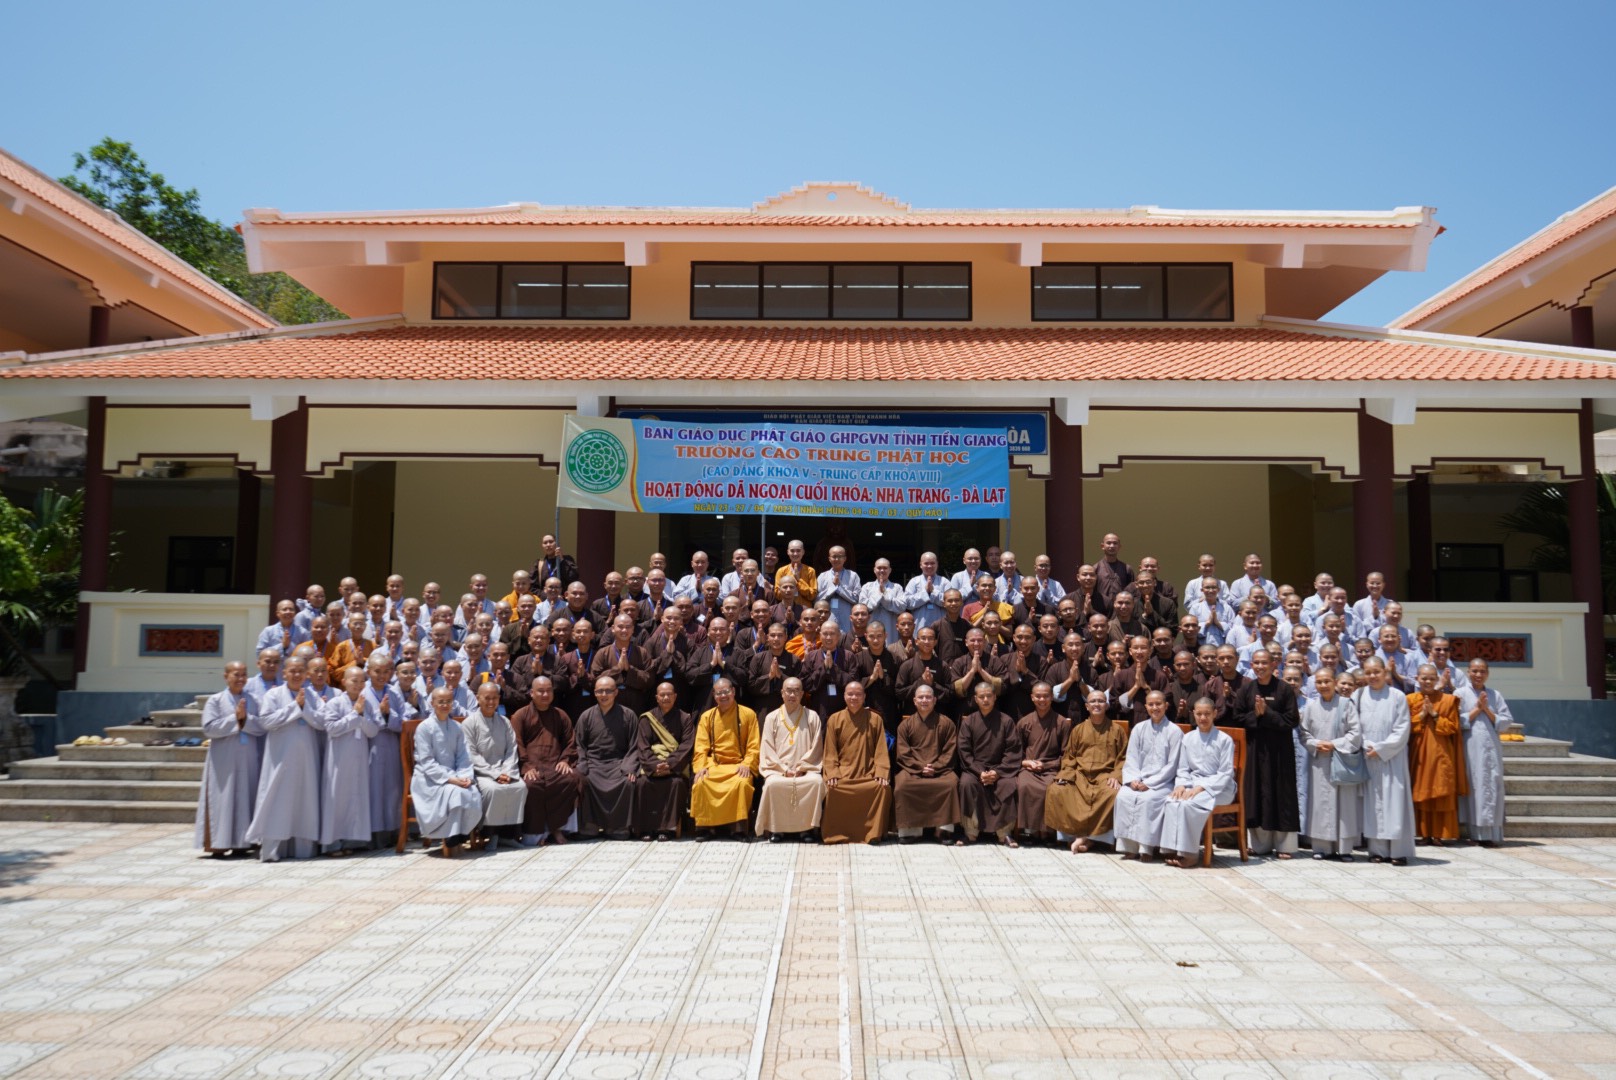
(6, 1), (1614, 326)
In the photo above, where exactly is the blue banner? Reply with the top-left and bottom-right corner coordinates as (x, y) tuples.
(620, 409), (1047, 456)
(632, 419), (1009, 519)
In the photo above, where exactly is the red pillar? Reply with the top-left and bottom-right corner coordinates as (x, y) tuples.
(1569, 399), (1607, 698)
(1571, 305), (1595, 349)
(574, 509), (616, 593)
(268, 401), (311, 619)
(74, 396), (112, 674)
(234, 470), (261, 593)
(1045, 416), (1085, 578)
(1407, 473), (1434, 601)
(1355, 408), (1396, 594)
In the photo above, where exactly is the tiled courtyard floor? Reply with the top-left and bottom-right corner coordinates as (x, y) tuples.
(2, 826), (1615, 1079)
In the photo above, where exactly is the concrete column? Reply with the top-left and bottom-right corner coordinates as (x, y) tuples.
(74, 396), (112, 674)
(1569, 399), (1607, 698)
(268, 401), (312, 618)
(1571, 305), (1595, 349)
(575, 509), (616, 594)
(1045, 417), (1085, 578)
(1407, 473), (1434, 601)
(1354, 408), (1396, 593)
(234, 470), (261, 594)
(88, 305), (111, 349)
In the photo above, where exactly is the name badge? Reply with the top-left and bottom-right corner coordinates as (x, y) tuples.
(238, 733), (249, 745)
(582, 688), (593, 697)
(712, 673), (722, 684)
(355, 729), (364, 741)
(662, 671), (674, 681)
(828, 684), (838, 697)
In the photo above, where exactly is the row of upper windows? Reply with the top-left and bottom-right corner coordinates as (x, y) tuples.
(431, 261), (1234, 322)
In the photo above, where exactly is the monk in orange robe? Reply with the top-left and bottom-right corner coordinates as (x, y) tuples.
(1406, 664), (1467, 844)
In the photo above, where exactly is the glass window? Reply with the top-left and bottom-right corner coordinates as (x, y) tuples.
(833, 264), (901, 319)
(902, 264), (971, 319)
(1099, 265), (1164, 320)
(1167, 265), (1232, 320)
(564, 264), (630, 319)
(762, 264), (830, 319)
(692, 265), (761, 318)
(502, 264), (564, 319)
(1031, 265), (1097, 320)
(434, 264), (498, 318)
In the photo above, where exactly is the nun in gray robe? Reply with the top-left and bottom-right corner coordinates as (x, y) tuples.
(1354, 673), (1415, 863)
(1112, 695), (1184, 858)
(363, 663), (407, 844)
(462, 685), (528, 847)
(194, 669), (263, 854)
(411, 695), (483, 844)
(1300, 679), (1362, 857)
(1159, 713), (1236, 863)
(317, 673), (382, 852)
(1456, 674), (1511, 845)
(246, 662), (324, 862)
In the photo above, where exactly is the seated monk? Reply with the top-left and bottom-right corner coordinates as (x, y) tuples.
(821, 681), (892, 844)
(1013, 682), (1071, 843)
(574, 676), (642, 839)
(690, 678), (760, 839)
(958, 680), (1023, 847)
(410, 687), (484, 857)
(1408, 663), (1468, 845)
(512, 676), (581, 847)
(636, 680), (695, 841)
(463, 682), (528, 851)
(894, 683), (961, 844)
(1112, 691), (1185, 862)
(755, 677), (825, 841)
(1160, 698), (1238, 868)
(1046, 690), (1129, 853)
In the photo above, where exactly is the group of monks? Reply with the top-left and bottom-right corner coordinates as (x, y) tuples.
(195, 533), (1512, 864)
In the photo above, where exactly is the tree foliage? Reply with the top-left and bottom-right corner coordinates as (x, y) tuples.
(1496, 474), (1616, 610)
(61, 138), (343, 325)
(0, 489), (86, 685)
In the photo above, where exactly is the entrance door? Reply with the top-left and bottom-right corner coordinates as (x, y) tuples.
(658, 513), (1000, 582)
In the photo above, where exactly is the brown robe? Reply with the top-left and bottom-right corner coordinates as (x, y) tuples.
(821, 707), (892, 844)
(958, 708), (1022, 838)
(511, 704), (581, 836)
(636, 706), (694, 835)
(1014, 709), (1072, 833)
(1407, 691), (1469, 840)
(588, 644), (654, 715)
(574, 702), (641, 835)
(1043, 717), (1129, 838)
(894, 711), (960, 830)
(896, 653), (956, 719)
(1104, 665), (1169, 725)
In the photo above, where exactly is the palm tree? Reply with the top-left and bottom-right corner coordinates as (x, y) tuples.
(1496, 474), (1616, 612)
(0, 488), (84, 687)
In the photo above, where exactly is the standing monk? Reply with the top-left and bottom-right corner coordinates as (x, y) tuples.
(635, 680), (694, 841)
(511, 676), (580, 846)
(690, 678), (760, 839)
(755, 677), (825, 841)
(894, 684), (960, 844)
(574, 676), (641, 838)
(1046, 690), (1129, 853)
(1234, 649), (1302, 859)
(1407, 664), (1467, 845)
(195, 661), (262, 858)
(958, 681), (1023, 847)
(821, 682), (892, 844)
(1013, 682), (1070, 842)
(246, 656), (323, 862)
(1456, 658), (1510, 847)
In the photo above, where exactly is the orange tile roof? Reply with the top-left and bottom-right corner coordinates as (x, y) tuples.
(1393, 185), (1616, 328)
(0, 147), (274, 328)
(5, 323), (1612, 383)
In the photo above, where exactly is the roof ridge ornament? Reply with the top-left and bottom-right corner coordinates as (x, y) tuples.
(752, 181), (910, 215)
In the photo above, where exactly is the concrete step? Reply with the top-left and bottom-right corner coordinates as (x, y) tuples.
(0, 778), (199, 802)
(1501, 816), (1616, 839)
(10, 758), (203, 783)
(1502, 753), (1616, 778)
(1506, 775), (1616, 797)
(148, 708), (202, 726)
(104, 725), (204, 744)
(0, 799), (197, 824)
(1499, 737), (1573, 759)
(1506, 795), (1616, 818)
(56, 744), (206, 763)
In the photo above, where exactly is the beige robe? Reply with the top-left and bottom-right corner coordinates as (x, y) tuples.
(756, 705), (825, 834)
(821, 707), (892, 844)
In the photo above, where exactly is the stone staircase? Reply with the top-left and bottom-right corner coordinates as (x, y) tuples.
(1503, 735), (1616, 839)
(0, 697), (205, 823)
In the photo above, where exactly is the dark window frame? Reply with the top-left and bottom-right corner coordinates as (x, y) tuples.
(690, 261), (973, 321)
(1030, 261), (1234, 322)
(431, 261), (632, 320)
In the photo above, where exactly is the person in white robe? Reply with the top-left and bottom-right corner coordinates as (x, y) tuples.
(1112, 691), (1185, 861)
(194, 662), (263, 856)
(1300, 669), (1363, 859)
(257, 599), (312, 656)
(316, 668), (380, 855)
(1160, 698), (1237, 867)
(244, 649), (282, 714)
(439, 660), (474, 717)
(857, 560), (908, 642)
(756, 677), (825, 839)
(360, 654), (407, 847)
(1456, 658), (1511, 846)
(462, 683), (528, 849)
(245, 656), (323, 862)
(1354, 659), (1415, 865)
(411, 687), (483, 856)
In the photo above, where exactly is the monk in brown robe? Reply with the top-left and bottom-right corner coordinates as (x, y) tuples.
(1045, 690), (1130, 852)
(512, 676), (581, 845)
(821, 681), (892, 844)
(1106, 636), (1168, 725)
(958, 681), (1023, 846)
(1014, 682), (1072, 841)
(635, 680), (694, 840)
(896, 626), (956, 719)
(893, 683), (960, 844)
(1407, 663), (1468, 844)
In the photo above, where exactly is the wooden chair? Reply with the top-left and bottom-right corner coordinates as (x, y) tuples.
(1176, 723), (1249, 867)
(397, 718), (423, 854)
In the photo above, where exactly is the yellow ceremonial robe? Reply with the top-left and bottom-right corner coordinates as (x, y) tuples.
(775, 563), (818, 604)
(691, 704), (761, 826)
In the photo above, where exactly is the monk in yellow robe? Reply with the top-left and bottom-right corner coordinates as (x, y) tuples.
(1407, 664), (1467, 844)
(774, 539), (818, 604)
(690, 677), (760, 838)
